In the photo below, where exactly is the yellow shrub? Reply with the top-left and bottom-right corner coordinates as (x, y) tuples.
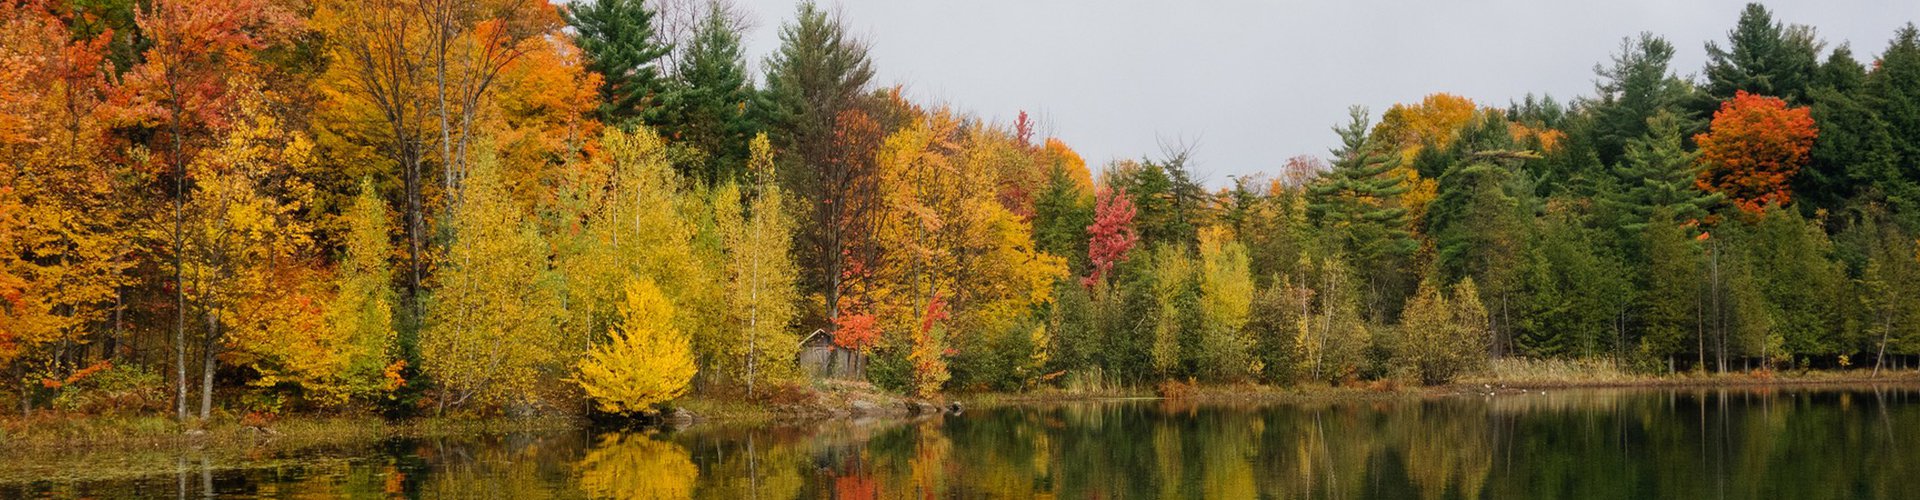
(575, 279), (697, 414)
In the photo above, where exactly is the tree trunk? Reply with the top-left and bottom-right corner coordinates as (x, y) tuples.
(171, 91), (188, 424)
(200, 313), (218, 421)
(1873, 315), (1891, 378)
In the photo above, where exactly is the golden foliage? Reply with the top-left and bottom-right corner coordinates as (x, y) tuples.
(575, 278), (697, 414)
(711, 134), (802, 393)
(420, 148), (563, 410)
(578, 432), (699, 499)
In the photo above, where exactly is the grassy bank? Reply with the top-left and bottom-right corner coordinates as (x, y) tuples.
(0, 412), (580, 453)
(960, 361), (1920, 408)
(1460, 358), (1920, 389)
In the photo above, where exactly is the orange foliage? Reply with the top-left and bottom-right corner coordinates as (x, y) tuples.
(1509, 122), (1565, 153)
(1039, 137), (1094, 194)
(1372, 93), (1478, 150)
(112, 0), (300, 153)
(831, 310), (880, 351)
(1371, 93), (1479, 225)
(1693, 91), (1817, 213)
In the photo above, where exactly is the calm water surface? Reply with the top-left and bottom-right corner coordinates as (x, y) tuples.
(6, 386), (1918, 499)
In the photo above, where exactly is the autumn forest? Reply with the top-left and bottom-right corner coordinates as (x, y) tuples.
(3, 0), (1920, 425)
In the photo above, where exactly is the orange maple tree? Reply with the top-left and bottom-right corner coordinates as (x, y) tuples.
(1693, 90), (1818, 213)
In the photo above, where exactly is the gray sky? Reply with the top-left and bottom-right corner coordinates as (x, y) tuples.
(725, 1), (1919, 186)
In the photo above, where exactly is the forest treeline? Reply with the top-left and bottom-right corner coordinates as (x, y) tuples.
(2, 0), (1919, 418)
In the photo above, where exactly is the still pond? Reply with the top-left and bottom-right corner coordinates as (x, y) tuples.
(5, 386), (1917, 499)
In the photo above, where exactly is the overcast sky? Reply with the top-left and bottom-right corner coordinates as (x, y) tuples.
(721, 1), (1919, 186)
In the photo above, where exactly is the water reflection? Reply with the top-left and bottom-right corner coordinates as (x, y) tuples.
(5, 386), (1918, 499)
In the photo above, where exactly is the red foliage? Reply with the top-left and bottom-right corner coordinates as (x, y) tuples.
(919, 294), (950, 335)
(1694, 91), (1818, 213)
(831, 310), (880, 351)
(1013, 110), (1034, 147)
(1083, 187), (1139, 287)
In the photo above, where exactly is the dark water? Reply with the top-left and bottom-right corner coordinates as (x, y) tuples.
(6, 386), (1919, 499)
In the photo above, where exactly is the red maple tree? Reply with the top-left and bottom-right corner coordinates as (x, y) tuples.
(1083, 186), (1139, 288)
(1694, 91), (1818, 213)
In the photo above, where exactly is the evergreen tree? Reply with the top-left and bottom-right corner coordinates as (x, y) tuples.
(566, 0), (674, 128)
(1308, 107), (1415, 319)
(1033, 163), (1096, 275)
(1800, 47), (1902, 217)
(1701, 3), (1822, 104)
(1590, 33), (1693, 166)
(763, 0), (874, 163)
(1639, 207), (1701, 369)
(762, 1), (877, 335)
(1859, 218), (1920, 375)
(1109, 152), (1208, 249)
(1428, 157), (1528, 354)
(1523, 201), (1634, 359)
(1868, 25), (1920, 228)
(1605, 111), (1725, 234)
(660, 3), (761, 185)
(1747, 208), (1845, 359)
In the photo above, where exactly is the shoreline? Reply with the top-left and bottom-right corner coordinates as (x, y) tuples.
(5, 369), (1917, 454)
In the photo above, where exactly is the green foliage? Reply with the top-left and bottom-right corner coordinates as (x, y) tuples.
(1108, 152), (1208, 249)
(1309, 107), (1416, 319)
(566, 0), (673, 128)
(1701, 3), (1821, 104)
(1868, 25), (1920, 230)
(1638, 207), (1701, 366)
(1745, 208), (1845, 357)
(1590, 33), (1695, 166)
(1146, 244), (1195, 377)
(1518, 202), (1633, 359)
(1604, 111), (1724, 233)
(1033, 164), (1096, 275)
(762, 0), (874, 162)
(659, 5), (762, 184)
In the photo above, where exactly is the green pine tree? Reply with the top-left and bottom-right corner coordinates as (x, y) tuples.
(566, 0), (673, 128)
(1308, 106), (1415, 319)
(660, 3), (762, 185)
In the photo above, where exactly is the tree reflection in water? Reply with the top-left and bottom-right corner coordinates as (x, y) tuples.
(6, 387), (1919, 499)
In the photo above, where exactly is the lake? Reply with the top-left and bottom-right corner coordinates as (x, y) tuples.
(5, 386), (1917, 499)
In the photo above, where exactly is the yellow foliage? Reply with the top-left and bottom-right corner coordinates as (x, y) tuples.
(421, 147), (563, 409)
(868, 110), (1067, 363)
(711, 134), (802, 393)
(578, 432), (699, 499)
(1040, 137), (1094, 195)
(1372, 93), (1479, 227)
(575, 278), (697, 414)
(320, 178), (399, 402)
